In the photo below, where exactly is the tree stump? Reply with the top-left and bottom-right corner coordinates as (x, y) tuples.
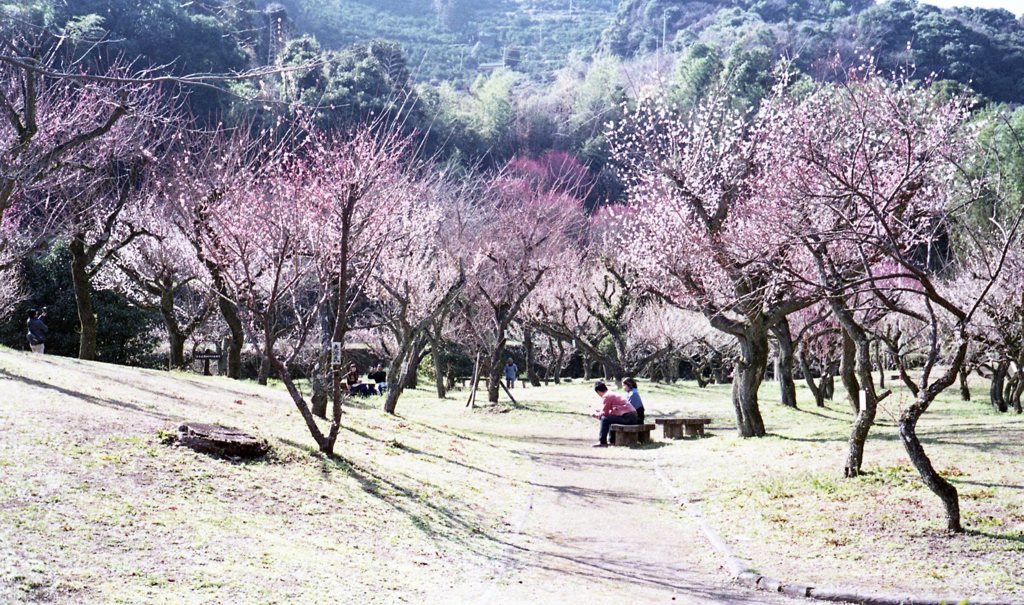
(176, 423), (269, 458)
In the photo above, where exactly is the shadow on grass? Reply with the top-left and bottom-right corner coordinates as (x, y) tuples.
(388, 415), (486, 444)
(275, 422), (769, 601)
(966, 528), (1024, 545)
(321, 451), (763, 601)
(0, 368), (178, 422)
(470, 400), (590, 418)
(630, 441), (671, 450)
(956, 478), (1024, 491)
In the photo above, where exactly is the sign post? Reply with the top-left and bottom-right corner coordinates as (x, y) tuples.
(195, 351), (222, 376)
(331, 342), (342, 368)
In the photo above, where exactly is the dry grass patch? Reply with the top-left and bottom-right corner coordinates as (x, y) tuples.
(649, 378), (1024, 598)
(0, 349), (532, 604)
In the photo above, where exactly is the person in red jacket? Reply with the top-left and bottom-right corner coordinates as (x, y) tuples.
(590, 381), (637, 447)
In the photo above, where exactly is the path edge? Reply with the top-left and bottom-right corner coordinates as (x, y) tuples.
(653, 455), (1022, 605)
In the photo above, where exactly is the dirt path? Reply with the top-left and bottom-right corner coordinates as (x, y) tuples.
(460, 417), (802, 605)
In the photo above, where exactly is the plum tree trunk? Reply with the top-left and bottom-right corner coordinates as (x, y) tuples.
(487, 328), (507, 404)
(991, 361), (1008, 413)
(821, 369), (835, 400)
(1010, 368), (1024, 414)
(553, 339), (564, 384)
(875, 339), (885, 390)
(731, 328), (768, 438)
(430, 334), (447, 399)
(899, 404), (962, 532)
(257, 354), (270, 386)
(158, 287), (187, 370)
(772, 318), (798, 408)
(217, 296), (244, 380)
(404, 340), (424, 390)
(958, 366), (971, 402)
(694, 360), (711, 388)
(385, 340), (417, 415)
(819, 283), (877, 477)
(70, 238), (98, 361)
(839, 329), (860, 414)
(524, 328), (541, 386)
(310, 365), (329, 418)
(798, 350), (825, 407)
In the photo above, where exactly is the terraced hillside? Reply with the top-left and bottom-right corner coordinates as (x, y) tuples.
(262, 0), (619, 82)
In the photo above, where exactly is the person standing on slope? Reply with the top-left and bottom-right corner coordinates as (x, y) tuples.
(26, 308), (48, 354)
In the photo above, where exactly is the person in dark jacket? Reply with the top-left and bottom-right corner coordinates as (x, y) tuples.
(26, 308), (48, 354)
(504, 359), (518, 389)
(369, 366), (388, 395)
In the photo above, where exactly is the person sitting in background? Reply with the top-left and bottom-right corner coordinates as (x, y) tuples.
(345, 363), (373, 397)
(590, 381), (637, 447)
(623, 377), (645, 424)
(26, 308), (48, 354)
(369, 365), (388, 395)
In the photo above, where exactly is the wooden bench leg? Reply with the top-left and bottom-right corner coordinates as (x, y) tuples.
(639, 430), (651, 444)
(613, 430), (638, 447)
(684, 424), (700, 438)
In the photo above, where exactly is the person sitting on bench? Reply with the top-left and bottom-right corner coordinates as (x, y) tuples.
(369, 366), (388, 395)
(623, 377), (645, 424)
(590, 381), (637, 447)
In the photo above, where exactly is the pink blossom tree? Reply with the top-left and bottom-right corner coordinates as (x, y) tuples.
(99, 191), (215, 370)
(0, 31), (156, 314)
(299, 126), (411, 422)
(56, 93), (174, 361)
(524, 206), (674, 384)
(464, 171), (586, 404)
(366, 171), (467, 414)
(193, 123), (414, 453)
(758, 62), (1024, 530)
(972, 241), (1024, 413)
(164, 125), (273, 380)
(609, 91), (816, 437)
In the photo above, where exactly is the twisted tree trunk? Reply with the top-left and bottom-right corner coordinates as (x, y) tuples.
(839, 329), (860, 414)
(991, 361), (1009, 413)
(70, 238), (98, 361)
(731, 327), (769, 438)
(772, 318), (798, 408)
(958, 366), (971, 402)
(900, 403), (962, 532)
(798, 349), (825, 407)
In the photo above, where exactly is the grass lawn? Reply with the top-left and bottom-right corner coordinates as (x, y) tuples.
(0, 346), (1020, 602)
(0, 349), (533, 604)
(649, 377), (1024, 599)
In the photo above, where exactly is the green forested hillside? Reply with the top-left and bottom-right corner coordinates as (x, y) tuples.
(601, 0), (1024, 103)
(265, 0), (620, 82)
(263, 0), (1024, 103)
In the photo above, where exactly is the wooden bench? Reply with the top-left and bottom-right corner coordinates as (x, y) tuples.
(655, 417), (712, 439)
(610, 423), (656, 447)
